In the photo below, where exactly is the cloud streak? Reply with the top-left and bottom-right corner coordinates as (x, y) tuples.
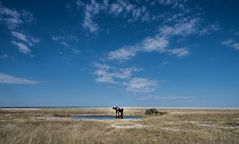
(108, 34), (189, 61)
(94, 63), (141, 84)
(108, 36), (170, 61)
(11, 41), (31, 54)
(0, 2), (22, 29)
(0, 2), (39, 55)
(222, 39), (239, 50)
(107, 16), (218, 61)
(126, 78), (158, 94)
(75, 0), (187, 33)
(93, 63), (159, 94)
(52, 34), (81, 55)
(0, 72), (40, 84)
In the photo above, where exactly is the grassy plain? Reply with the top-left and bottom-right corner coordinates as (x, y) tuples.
(0, 108), (238, 144)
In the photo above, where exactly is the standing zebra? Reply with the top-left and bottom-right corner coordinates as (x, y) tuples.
(112, 107), (124, 119)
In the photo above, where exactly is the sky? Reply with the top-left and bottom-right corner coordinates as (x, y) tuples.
(0, 0), (239, 107)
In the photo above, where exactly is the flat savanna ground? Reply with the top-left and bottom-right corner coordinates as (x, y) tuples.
(0, 108), (239, 144)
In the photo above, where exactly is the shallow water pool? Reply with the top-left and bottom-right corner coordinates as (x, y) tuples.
(71, 115), (142, 120)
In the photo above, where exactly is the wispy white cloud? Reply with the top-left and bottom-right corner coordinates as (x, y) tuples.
(11, 31), (39, 48)
(108, 47), (137, 61)
(87, 0), (217, 95)
(160, 18), (200, 37)
(108, 34), (190, 61)
(72, 48), (81, 55)
(52, 34), (79, 42)
(141, 36), (169, 52)
(0, 2), (39, 55)
(80, 0), (101, 33)
(198, 24), (220, 35)
(0, 3), (34, 29)
(107, 16), (215, 61)
(161, 18), (219, 37)
(60, 41), (69, 47)
(108, 0), (150, 22)
(94, 63), (116, 83)
(126, 77), (158, 94)
(108, 36), (169, 61)
(168, 48), (189, 57)
(0, 72), (40, 84)
(52, 36), (69, 47)
(11, 41), (31, 54)
(52, 34), (80, 55)
(94, 63), (141, 84)
(11, 31), (27, 42)
(159, 0), (186, 8)
(94, 63), (158, 94)
(75, 0), (185, 33)
(74, 0), (217, 63)
(138, 95), (193, 101)
(29, 36), (40, 44)
(0, 3), (22, 29)
(222, 39), (239, 50)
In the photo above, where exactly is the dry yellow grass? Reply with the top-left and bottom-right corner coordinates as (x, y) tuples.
(0, 108), (238, 144)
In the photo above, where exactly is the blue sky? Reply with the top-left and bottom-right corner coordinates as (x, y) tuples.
(0, 0), (239, 107)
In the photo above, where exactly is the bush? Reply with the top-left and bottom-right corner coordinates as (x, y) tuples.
(145, 108), (167, 115)
(145, 108), (159, 115)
